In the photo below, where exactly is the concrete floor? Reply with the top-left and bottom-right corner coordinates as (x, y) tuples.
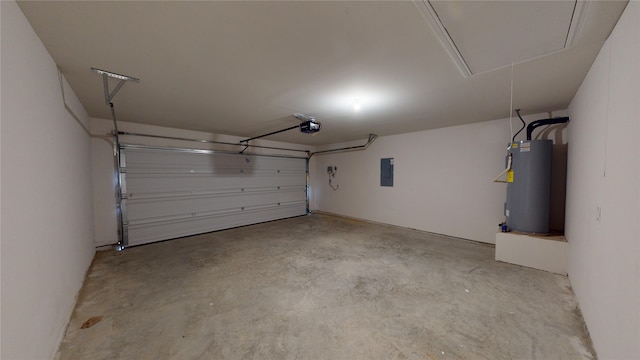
(57, 213), (594, 359)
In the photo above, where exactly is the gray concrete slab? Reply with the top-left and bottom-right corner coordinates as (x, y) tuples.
(57, 213), (594, 359)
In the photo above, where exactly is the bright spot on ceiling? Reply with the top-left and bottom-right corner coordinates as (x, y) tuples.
(321, 87), (395, 115)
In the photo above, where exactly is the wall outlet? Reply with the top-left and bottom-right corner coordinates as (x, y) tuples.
(596, 206), (601, 222)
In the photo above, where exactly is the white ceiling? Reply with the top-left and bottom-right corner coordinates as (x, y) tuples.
(17, 1), (627, 145)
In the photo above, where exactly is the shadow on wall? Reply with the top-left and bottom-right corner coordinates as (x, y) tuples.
(535, 123), (568, 232)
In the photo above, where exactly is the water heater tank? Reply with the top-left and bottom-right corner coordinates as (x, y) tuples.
(505, 140), (553, 234)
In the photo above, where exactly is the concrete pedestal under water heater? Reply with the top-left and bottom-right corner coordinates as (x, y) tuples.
(505, 140), (553, 234)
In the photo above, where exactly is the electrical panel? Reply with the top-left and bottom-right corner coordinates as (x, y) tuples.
(380, 158), (394, 187)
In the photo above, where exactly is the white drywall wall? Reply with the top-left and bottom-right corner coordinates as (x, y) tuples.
(90, 118), (311, 247)
(310, 111), (567, 244)
(566, 2), (640, 358)
(1, 1), (96, 359)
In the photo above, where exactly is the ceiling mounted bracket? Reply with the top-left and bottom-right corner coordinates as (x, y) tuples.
(91, 67), (140, 105)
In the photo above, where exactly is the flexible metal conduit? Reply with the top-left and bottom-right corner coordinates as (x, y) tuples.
(309, 134), (378, 157)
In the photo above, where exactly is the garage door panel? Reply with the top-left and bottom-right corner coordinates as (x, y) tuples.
(126, 167), (303, 176)
(125, 148), (240, 168)
(241, 174), (306, 188)
(127, 204), (307, 246)
(124, 174), (305, 195)
(125, 184), (305, 200)
(125, 149), (303, 172)
(120, 146), (308, 247)
(126, 189), (306, 220)
(125, 175), (247, 194)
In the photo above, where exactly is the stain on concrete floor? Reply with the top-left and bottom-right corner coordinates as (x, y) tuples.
(57, 213), (594, 360)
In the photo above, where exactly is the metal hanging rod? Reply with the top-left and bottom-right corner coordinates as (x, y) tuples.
(240, 114), (321, 144)
(310, 134), (377, 157)
(240, 125), (300, 143)
(91, 67), (140, 250)
(116, 131), (311, 154)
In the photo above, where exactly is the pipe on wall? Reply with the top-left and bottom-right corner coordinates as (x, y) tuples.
(526, 117), (570, 140)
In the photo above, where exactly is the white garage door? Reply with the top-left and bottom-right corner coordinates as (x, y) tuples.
(120, 145), (308, 247)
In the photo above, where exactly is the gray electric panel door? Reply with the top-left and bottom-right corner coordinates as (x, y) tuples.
(120, 146), (308, 247)
(505, 140), (552, 234)
(381, 158), (394, 187)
